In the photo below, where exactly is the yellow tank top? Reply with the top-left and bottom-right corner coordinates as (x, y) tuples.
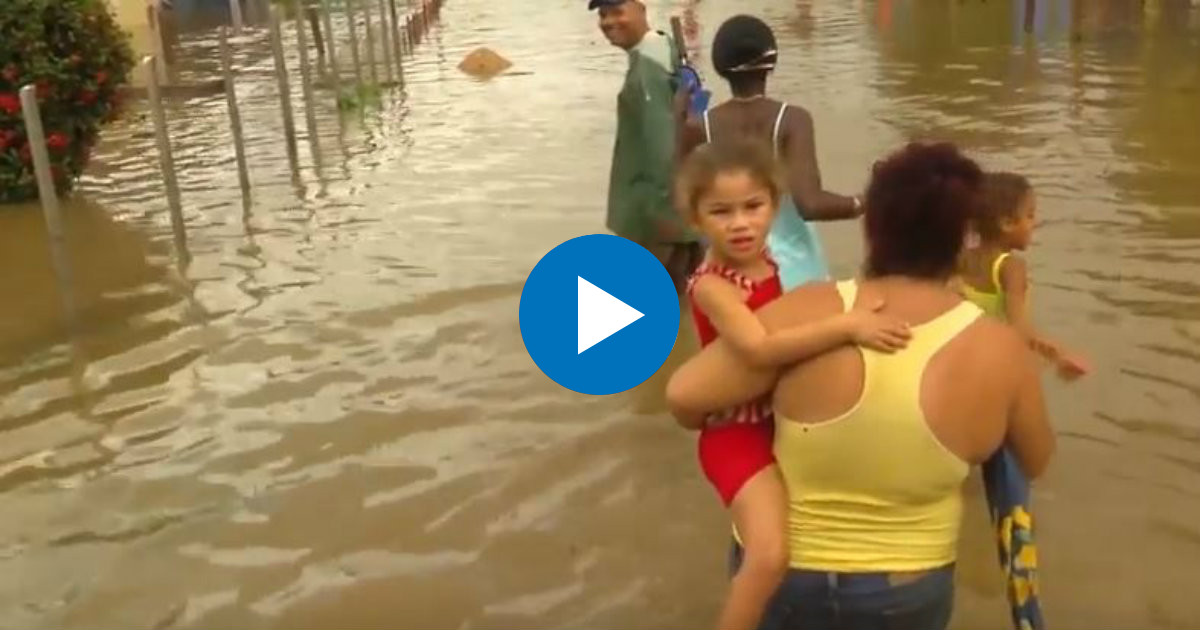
(960, 252), (1011, 319)
(774, 280), (979, 572)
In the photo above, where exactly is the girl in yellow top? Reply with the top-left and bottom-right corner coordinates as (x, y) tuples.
(959, 172), (1090, 379)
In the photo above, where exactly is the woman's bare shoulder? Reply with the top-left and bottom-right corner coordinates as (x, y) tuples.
(959, 312), (1036, 382)
(965, 313), (1025, 351)
(756, 282), (844, 331)
(781, 103), (815, 130)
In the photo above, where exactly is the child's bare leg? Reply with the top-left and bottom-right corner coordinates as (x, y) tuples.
(716, 465), (789, 630)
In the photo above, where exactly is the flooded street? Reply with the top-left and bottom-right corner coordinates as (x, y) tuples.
(2, 0), (1199, 628)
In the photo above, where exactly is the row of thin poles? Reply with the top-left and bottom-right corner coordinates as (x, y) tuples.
(20, 0), (445, 294)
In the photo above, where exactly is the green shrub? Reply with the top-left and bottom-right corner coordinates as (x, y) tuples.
(0, 0), (134, 204)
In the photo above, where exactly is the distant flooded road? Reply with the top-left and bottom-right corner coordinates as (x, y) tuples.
(1, 0), (1198, 628)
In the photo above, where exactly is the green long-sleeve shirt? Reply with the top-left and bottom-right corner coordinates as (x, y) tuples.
(606, 31), (700, 245)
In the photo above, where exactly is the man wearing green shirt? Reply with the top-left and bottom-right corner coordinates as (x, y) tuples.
(591, 0), (702, 293)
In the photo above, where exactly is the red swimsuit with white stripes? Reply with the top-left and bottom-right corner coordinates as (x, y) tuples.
(686, 255), (783, 506)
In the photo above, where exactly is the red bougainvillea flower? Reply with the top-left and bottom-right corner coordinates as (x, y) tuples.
(46, 132), (69, 152)
(0, 92), (19, 115)
(2, 0), (134, 203)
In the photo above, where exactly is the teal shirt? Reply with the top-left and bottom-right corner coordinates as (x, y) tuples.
(606, 31), (700, 244)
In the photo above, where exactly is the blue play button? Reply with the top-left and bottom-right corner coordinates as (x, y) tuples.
(519, 234), (681, 395)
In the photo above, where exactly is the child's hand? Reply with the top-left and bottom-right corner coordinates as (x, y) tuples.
(1033, 338), (1090, 382)
(847, 299), (912, 354)
(1055, 352), (1090, 381)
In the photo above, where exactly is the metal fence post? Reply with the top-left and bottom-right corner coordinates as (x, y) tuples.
(142, 55), (190, 264)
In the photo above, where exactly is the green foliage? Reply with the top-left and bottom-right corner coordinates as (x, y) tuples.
(0, 0), (134, 203)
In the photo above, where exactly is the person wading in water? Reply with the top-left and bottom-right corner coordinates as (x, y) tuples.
(678, 14), (863, 291)
(591, 0), (704, 293)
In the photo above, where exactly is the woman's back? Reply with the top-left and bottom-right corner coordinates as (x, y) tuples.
(756, 279), (1031, 570)
(705, 98), (790, 151)
(702, 99), (834, 290)
(766, 280), (1018, 460)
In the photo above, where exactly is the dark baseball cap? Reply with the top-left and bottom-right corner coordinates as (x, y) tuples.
(712, 15), (778, 76)
(588, 0), (632, 9)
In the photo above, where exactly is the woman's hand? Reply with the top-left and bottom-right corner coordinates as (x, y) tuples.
(844, 299), (912, 353)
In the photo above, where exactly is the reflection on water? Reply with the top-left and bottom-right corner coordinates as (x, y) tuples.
(1, 0), (1198, 628)
(0, 199), (172, 359)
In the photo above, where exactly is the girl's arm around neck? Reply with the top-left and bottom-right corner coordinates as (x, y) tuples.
(691, 275), (856, 368)
(668, 281), (885, 428)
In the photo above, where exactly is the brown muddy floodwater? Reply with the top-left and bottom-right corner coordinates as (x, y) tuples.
(2, 0), (1199, 628)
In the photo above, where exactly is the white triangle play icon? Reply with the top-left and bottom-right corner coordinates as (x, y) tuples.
(578, 276), (644, 354)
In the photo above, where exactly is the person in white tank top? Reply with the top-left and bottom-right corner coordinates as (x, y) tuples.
(677, 15), (864, 290)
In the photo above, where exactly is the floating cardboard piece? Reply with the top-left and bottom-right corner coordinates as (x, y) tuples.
(457, 47), (512, 79)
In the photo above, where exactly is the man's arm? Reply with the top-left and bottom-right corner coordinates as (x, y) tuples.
(676, 112), (705, 172)
(783, 107), (861, 222)
(633, 55), (692, 242)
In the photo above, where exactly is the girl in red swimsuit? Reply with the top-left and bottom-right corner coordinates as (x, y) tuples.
(676, 140), (912, 630)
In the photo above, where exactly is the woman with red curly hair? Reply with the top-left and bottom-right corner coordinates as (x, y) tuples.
(667, 142), (1055, 630)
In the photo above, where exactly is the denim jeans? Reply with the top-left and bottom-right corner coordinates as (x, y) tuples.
(729, 543), (955, 630)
